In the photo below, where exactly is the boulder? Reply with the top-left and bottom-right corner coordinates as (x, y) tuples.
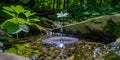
(62, 14), (120, 34)
(52, 14), (120, 43)
(0, 53), (30, 60)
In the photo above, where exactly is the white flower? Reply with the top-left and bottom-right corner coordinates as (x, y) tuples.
(57, 12), (69, 18)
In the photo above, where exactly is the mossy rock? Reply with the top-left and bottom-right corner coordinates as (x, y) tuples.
(52, 14), (120, 43)
(62, 14), (120, 34)
(116, 37), (120, 42)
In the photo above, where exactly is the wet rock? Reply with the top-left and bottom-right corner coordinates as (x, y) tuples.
(0, 53), (30, 60)
(52, 14), (120, 43)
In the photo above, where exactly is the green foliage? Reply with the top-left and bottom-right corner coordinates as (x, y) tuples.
(2, 5), (24, 16)
(19, 24), (29, 33)
(0, 3), (10, 22)
(24, 10), (35, 18)
(1, 21), (19, 34)
(1, 5), (47, 34)
(4, 44), (30, 55)
(1, 0), (120, 13)
(105, 20), (120, 38)
(4, 48), (17, 53)
(104, 51), (120, 60)
(4, 43), (39, 57)
(67, 4), (120, 21)
(0, 36), (15, 44)
(1, 18), (30, 34)
(112, 26), (120, 38)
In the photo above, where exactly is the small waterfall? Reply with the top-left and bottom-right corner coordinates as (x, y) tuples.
(47, 31), (53, 37)
(30, 56), (38, 60)
(60, 22), (64, 43)
(42, 12), (78, 60)
(0, 42), (3, 53)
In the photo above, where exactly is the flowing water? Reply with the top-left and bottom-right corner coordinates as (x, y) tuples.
(42, 24), (78, 60)
(36, 31), (103, 60)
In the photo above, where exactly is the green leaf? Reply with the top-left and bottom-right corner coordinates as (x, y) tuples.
(11, 24), (30, 33)
(19, 24), (29, 33)
(2, 10), (15, 17)
(7, 18), (29, 24)
(2, 5), (25, 16)
(17, 18), (29, 24)
(1, 21), (20, 34)
(29, 18), (40, 22)
(13, 5), (24, 14)
(2, 6), (14, 12)
(24, 10), (35, 18)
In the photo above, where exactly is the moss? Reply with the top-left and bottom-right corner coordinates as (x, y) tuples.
(63, 14), (120, 34)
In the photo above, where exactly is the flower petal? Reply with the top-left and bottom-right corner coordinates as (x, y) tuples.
(57, 12), (69, 18)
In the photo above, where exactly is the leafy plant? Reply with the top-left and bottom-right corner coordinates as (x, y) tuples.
(1, 21), (19, 34)
(0, 3), (10, 23)
(4, 43), (30, 55)
(66, 4), (120, 22)
(1, 5), (28, 34)
(112, 26), (120, 38)
(0, 36), (15, 43)
(1, 5), (46, 35)
(2, 5), (24, 17)
(4, 43), (39, 57)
